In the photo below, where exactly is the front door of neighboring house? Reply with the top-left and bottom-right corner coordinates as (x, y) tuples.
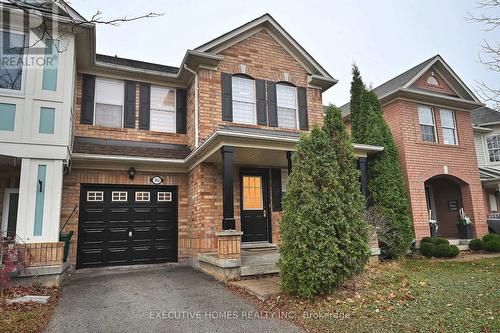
(2, 189), (19, 238)
(240, 169), (270, 243)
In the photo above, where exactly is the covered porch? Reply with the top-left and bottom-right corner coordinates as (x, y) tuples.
(188, 126), (382, 280)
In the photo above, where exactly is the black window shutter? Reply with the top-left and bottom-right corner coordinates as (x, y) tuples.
(221, 72), (233, 122)
(271, 168), (282, 212)
(267, 81), (278, 127)
(124, 81), (136, 128)
(176, 88), (187, 134)
(80, 74), (95, 124)
(139, 83), (150, 130)
(256, 79), (267, 125)
(297, 87), (308, 130)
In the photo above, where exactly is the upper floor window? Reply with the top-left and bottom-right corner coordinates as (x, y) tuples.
(487, 135), (500, 162)
(150, 85), (176, 132)
(418, 106), (437, 142)
(0, 31), (25, 91)
(440, 109), (457, 145)
(42, 39), (58, 91)
(94, 78), (124, 128)
(0, 102), (16, 131)
(277, 83), (297, 129)
(232, 75), (255, 124)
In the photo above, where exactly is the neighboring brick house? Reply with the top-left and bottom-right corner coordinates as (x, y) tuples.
(56, 13), (381, 280)
(341, 55), (488, 243)
(471, 106), (500, 233)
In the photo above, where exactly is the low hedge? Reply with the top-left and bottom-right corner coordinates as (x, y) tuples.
(420, 237), (449, 246)
(482, 233), (500, 243)
(420, 241), (459, 258)
(484, 240), (500, 252)
(468, 239), (484, 251)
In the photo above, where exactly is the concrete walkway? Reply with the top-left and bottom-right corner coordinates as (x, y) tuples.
(46, 265), (302, 333)
(229, 276), (281, 301)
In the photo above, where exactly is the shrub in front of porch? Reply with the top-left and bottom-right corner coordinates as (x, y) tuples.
(278, 107), (369, 298)
(349, 66), (413, 259)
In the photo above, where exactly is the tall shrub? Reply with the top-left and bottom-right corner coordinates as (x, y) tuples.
(279, 114), (369, 298)
(349, 65), (366, 143)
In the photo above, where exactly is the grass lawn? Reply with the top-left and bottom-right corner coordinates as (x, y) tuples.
(263, 257), (500, 333)
(0, 286), (60, 333)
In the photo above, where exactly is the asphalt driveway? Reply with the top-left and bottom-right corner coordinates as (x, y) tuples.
(46, 265), (302, 333)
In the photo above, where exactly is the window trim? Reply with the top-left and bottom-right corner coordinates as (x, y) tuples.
(157, 192), (172, 202)
(135, 191), (150, 202)
(276, 82), (299, 129)
(231, 74), (257, 125)
(486, 133), (500, 164)
(87, 191), (104, 202)
(0, 29), (27, 95)
(149, 84), (177, 133)
(439, 109), (458, 145)
(93, 77), (125, 128)
(111, 191), (128, 202)
(418, 105), (438, 143)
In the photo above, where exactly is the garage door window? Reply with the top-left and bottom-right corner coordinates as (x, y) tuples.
(112, 191), (127, 202)
(135, 192), (150, 202)
(158, 192), (172, 202)
(87, 191), (104, 202)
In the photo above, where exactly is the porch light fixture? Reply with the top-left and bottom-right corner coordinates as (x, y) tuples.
(128, 167), (136, 180)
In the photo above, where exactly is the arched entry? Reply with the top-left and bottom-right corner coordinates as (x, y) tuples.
(424, 175), (469, 238)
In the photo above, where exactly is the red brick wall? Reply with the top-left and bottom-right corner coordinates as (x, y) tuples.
(60, 168), (189, 264)
(411, 68), (458, 97)
(196, 30), (324, 146)
(382, 100), (487, 240)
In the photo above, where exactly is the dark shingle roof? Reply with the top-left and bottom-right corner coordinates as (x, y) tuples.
(339, 55), (439, 117)
(96, 54), (179, 74)
(471, 106), (500, 126)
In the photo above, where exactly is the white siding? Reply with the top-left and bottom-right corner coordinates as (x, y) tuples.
(474, 132), (486, 167)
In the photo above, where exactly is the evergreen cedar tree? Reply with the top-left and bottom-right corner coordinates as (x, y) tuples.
(349, 65), (414, 259)
(278, 107), (370, 298)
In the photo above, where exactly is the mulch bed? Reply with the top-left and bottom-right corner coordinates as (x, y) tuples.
(0, 285), (60, 333)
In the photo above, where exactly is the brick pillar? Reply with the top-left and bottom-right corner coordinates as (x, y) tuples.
(215, 230), (243, 260)
(461, 183), (488, 238)
(408, 181), (429, 241)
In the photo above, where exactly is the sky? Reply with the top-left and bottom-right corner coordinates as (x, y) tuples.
(71, 0), (498, 108)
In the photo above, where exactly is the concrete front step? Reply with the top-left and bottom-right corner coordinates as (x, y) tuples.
(448, 239), (472, 246)
(241, 242), (278, 250)
(240, 264), (279, 276)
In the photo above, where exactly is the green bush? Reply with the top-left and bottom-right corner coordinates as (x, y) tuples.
(468, 239), (483, 251)
(420, 237), (435, 245)
(447, 245), (460, 257)
(435, 237), (450, 246)
(482, 233), (500, 243)
(420, 242), (434, 257)
(433, 244), (452, 258)
(484, 240), (500, 252)
(278, 107), (370, 298)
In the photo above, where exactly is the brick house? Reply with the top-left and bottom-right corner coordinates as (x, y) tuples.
(52, 13), (381, 280)
(341, 55), (488, 244)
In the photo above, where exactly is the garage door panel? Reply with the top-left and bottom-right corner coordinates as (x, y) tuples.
(77, 185), (178, 269)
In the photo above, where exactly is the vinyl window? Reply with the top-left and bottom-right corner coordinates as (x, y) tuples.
(232, 76), (256, 125)
(0, 31), (25, 91)
(157, 192), (172, 202)
(87, 191), (104, 202)
(112, 191), (128, 202)
(487, 135), (500, 162)
(418, 106), (437, 142)
(150, 85), (176, 132)
(135, 192), (150, 202)
(0, 103), (16, 131)
(94, 78), (124, 128)
(440, 109), (458, 145)
(277, 84), (297, 129)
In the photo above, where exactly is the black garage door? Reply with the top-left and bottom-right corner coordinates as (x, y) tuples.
(77, 184), (178, 269)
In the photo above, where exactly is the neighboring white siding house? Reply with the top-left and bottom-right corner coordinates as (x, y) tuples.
(0, 4), (78, 243)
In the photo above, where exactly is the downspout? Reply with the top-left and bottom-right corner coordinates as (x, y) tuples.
(184, 64), (199, 148)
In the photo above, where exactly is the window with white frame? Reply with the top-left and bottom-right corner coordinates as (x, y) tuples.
(232, 76), (256, 124)
(87, 191), (104, 202)
(135, 191), (150, 202)
(157, 192), (172, 202)
(440, 109), (458, 145)
(94, 78), (124, 128)
(277, 84), (297, 129)
(150, 85), (176, 132)
(418, 106), (437, 142)
(487, 135), (500, 162)
(112, 191), (127, 202)
(0, 31), (25, 91)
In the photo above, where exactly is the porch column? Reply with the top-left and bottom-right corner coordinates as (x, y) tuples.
(359, 157), (368, 199)
(221, 146), (235, 230)
(286, 151), (293, 175)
